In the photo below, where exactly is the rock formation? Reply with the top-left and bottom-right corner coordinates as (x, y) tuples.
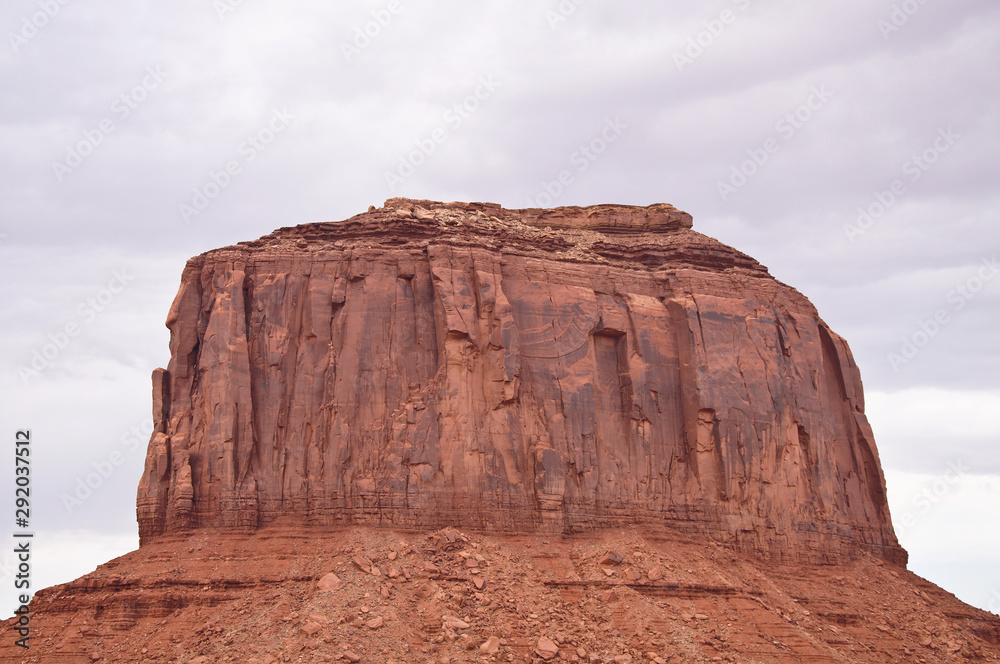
(136, 199), (903, 564)
(8, 199), (1000, 664)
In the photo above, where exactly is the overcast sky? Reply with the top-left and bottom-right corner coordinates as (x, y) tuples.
(1, 0), (998, 616)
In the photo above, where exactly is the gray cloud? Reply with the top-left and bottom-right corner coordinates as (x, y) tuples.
(1, 0), (998, 613)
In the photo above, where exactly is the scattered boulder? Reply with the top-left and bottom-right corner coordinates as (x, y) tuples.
(536, 636), (560, 660)
(443, 616), (471, 630)
(300, 621), (322, 637)
(317, 573), (341, 592)
(599, 551), (625, 566)
(480, 636), (501, 654)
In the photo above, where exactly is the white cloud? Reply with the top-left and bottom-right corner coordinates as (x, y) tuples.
(887, 470), (1000, 611)
(870, 388), (1000, 442)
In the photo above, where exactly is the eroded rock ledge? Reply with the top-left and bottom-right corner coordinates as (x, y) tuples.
(137, 200), (904, 565)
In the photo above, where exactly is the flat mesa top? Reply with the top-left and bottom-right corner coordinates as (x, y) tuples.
(256, 198), (694, 241)
(377, 198), (695, 232)
(218, 199), (766, 275)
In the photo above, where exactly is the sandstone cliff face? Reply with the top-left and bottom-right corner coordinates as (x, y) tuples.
(137, 199), (903, 563)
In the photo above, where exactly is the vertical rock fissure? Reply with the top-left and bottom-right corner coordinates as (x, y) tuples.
(241, 271), (261, 491)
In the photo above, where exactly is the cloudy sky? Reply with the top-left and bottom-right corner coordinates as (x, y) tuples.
(1, 0), (997, 616)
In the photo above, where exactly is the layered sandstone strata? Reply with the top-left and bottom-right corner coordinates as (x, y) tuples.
(136, 199), (904, 564)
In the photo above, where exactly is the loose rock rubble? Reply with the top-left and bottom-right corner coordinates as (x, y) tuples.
(4, 526), (999, 663)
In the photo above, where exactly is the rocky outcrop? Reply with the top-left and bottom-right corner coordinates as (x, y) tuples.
(136, 198), (904, 564)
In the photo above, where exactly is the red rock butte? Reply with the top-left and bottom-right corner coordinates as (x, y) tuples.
(136, 199), (902, 565)
(11, 200), (1000, 664)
